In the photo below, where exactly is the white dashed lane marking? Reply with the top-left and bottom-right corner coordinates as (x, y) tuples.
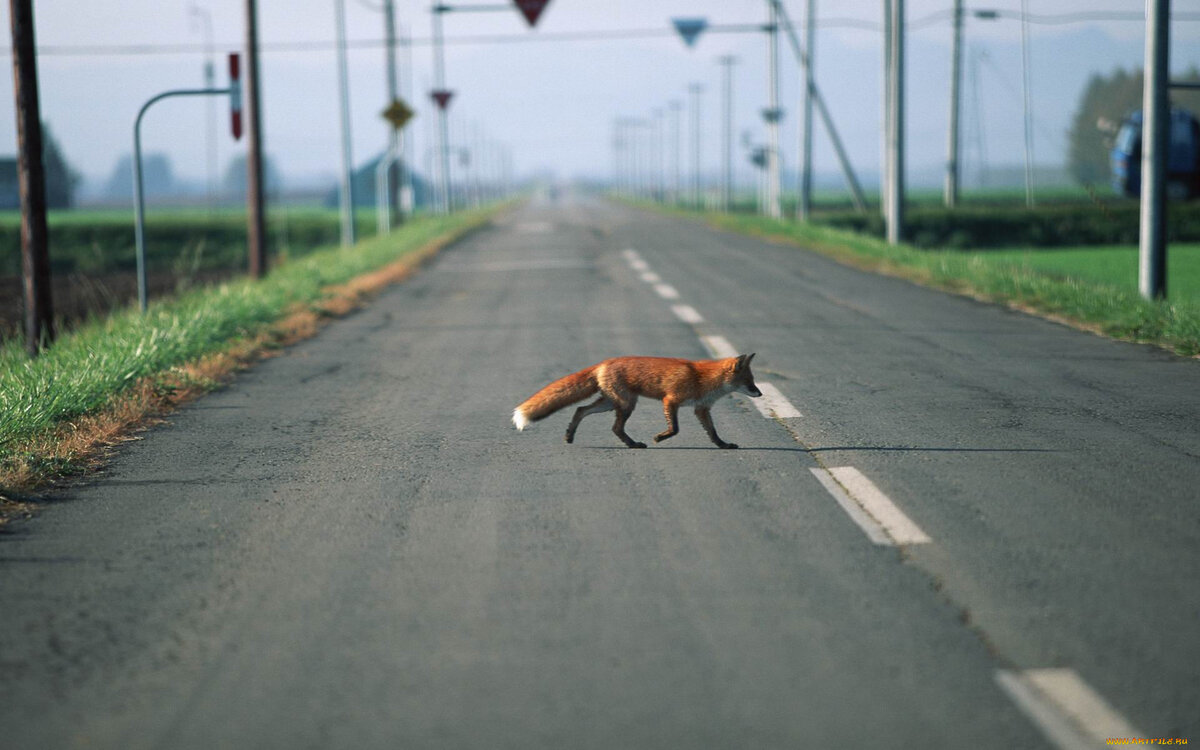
(995, 669), (1141, 750)
(810, 467), (930, 546)
(671, 304), (705, 324)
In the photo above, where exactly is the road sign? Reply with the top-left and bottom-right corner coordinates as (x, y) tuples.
(382, 97), (414, 130)
(431, 89), (454, 111)
(513, 0), (550, 27)
(672, 17), (708, 48)
(228, 53), (242, 140)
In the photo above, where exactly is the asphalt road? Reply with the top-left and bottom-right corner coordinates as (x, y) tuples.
(2, 192), (1197, 748)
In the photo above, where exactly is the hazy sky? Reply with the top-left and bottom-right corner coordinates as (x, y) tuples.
(3, 1), (1199, 196)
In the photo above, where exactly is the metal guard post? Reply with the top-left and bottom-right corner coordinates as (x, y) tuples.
(133, 87), (229, 313)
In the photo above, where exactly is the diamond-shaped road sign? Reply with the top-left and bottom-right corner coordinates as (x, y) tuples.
(672, 17), (708, 48)
(381, 98), (414, 130)
(431, 89), (454, 111)
(513, 0), (551, 28)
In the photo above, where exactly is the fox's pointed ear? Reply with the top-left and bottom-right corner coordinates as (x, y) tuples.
(736, 353), (756, 370)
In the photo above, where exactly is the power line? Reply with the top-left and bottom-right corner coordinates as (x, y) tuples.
(14, 10), (1198, 58)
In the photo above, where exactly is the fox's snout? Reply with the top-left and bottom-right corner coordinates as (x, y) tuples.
(744, 382), (762, 397)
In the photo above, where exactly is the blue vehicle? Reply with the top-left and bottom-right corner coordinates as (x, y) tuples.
(1111, 108), (1200, 199)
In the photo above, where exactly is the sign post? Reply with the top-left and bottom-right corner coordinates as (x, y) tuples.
(132, 59), (241, 312)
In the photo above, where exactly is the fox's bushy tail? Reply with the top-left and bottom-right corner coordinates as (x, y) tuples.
(512, 364), (600, 430)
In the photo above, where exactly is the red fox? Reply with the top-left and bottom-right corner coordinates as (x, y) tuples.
(512, 354), (761, 449)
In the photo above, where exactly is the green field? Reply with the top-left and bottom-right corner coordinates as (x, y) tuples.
(982, 244), (1200, 302)
(0, 207), (386, 276)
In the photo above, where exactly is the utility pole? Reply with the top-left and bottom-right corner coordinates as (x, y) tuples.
(1139, 0), (1169, 300)
(189, 4), (217, 215)
(384, 0), (402, 226)
(770, 0), (866, 213)
(652, 107), (664, 201)
(669, 100), (682, 204)
(431, 5), (452, 213)
(799, 0), (815, 220)
(764, 1), (782, 218)
(718, 55), (737, 212)
(689, 83), (704, 209)
(335, 0), (356, 246)
(881, 0), (891, 219)
(244, 0), (267, 278)
(944, 0), (962, 208)
(8, 0), (53, 355)
(1019, 0), (1034, 207)
(886, 0), (904, 245)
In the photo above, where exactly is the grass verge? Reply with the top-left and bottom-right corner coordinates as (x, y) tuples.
(652, 204), (1200, 357)
(0, 206), (500, 509)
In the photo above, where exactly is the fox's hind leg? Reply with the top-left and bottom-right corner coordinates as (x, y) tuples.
(610, 396), (646, 449)
(565, 396), (613, 444)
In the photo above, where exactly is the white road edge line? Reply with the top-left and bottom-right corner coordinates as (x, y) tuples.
(653, 283), (680, 300)
(821, 467), (931, 545)
(640, 271), (662, 284)
(621, 248), (642, 262)
(995, 669), (1141, 750)
(671, 304), (705, 324)
(808, 468), (892, 546)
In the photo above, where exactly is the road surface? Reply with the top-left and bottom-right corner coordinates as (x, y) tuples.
(2, 192), (1197, 748)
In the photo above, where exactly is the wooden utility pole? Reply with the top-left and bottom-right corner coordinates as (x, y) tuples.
(8, 0), (53, 355)
(245, 0), (267, 278)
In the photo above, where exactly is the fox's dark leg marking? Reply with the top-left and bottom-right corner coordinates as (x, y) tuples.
(565, 397), (613, 444)
(696, 406), (737, 449)
(653, 400), (680, 444)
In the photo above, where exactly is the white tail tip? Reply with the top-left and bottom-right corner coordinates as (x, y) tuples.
(512, 408), (529, 431)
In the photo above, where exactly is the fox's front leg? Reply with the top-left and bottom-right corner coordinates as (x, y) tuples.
(695, 406), (737, 449)
(653, 399), (680, 443)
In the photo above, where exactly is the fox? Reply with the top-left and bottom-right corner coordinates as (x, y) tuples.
(512, 354), (762, 449)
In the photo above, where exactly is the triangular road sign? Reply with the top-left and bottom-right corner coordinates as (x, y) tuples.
(381, 98), (414, 130)
(513, 0), (550, 27)
(672, 17), (708, 48)
(431, 89), (454, 111)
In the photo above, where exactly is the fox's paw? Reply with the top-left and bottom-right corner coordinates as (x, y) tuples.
(564, 433), (574, 444)
(718, 442), (738, 449)
(628, 441), (647, 449)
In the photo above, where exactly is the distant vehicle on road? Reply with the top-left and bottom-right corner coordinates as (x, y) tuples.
(1111, 107), (1200, 199)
